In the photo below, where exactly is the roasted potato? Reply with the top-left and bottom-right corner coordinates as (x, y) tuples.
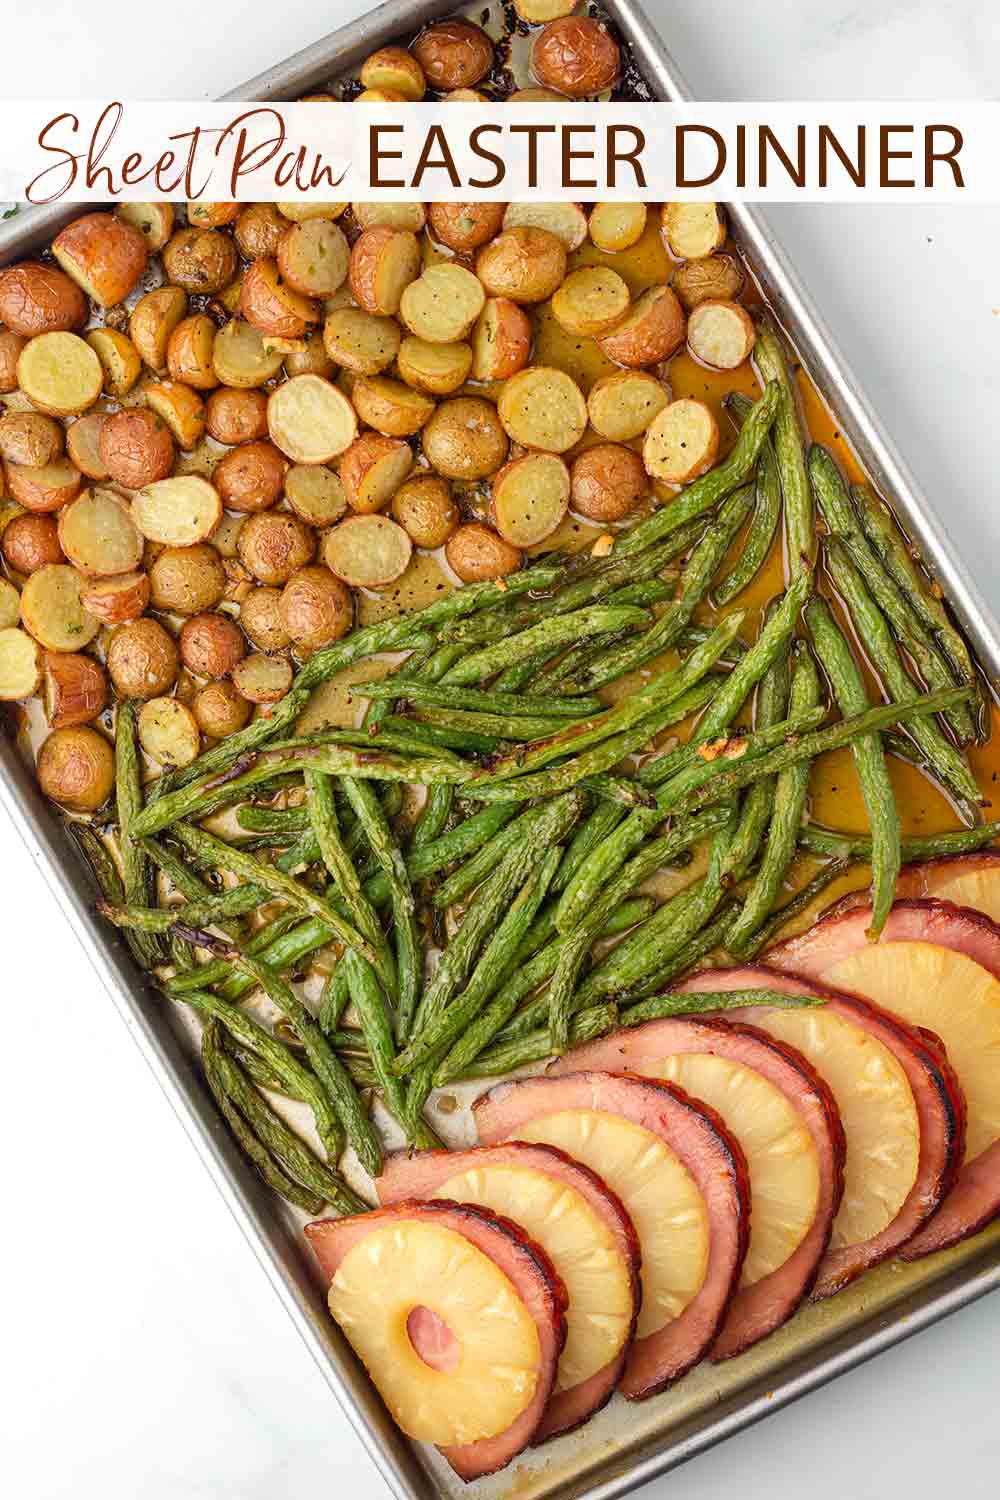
(349, 228), (422, 318)
(643, 398), (720, 483)
(588, 203), (647, 253)
(351, 375), (434, 439)
(427, 202), (504, 253)
(99, 408), (175, 490)
(145, 380), (207, 451)
(163, 227), (239, 295)
(115, 202), (175, 253)
(6, 460), (84, 515)
(240, 257), (320, 339)
(360, 45), (426, 99)
(135, 696), (200, 767)
(446, 522), (522, 583)
(497, 367), (587, 453)
(0, 262), (87, 337)
(278, 565), (353, 649)
(502, 202), (588, 251)
(0, 626), (42, 701)
(213, 440), (286, 513)
(186, 202), (240, 229)
(58, 488), (144, 578)
(598, 285), (686, 368)
(476, 227), (567, 305)
(324, 307), (401, 376)
(587, 369), (671, 442)
(284, 327), (335, 380)
(340, 433), (413, 514)
(277, 219), (350, 300)
(513, 0), (575, 21)
(18, 332), (103, 416)
(237, 511), (316, 585)
(661, 202), (727, 262)
(85, 327), (142, 398)
(0, 329), (27, 392)
(239, 586), (291, 652)
(42, 651), (108, 728)
(552, 266), (630, 338)
(686, 299), (755, 370)
(132, 475), (222, 547)
(166, 314), (218, 389)
(78, 571), (151, 626)
(471, 298), (533, 382)
(52, 212), (147, 308)
(106, 617), (178, 698)
(66, 413), (111, 481)
(0, 579), (19, 631)
(391, 474), (458, 549)
(267, 374), (358, 462)
(234, 203), (288, 261)
(570, 443), (649, 522)
(397, 337), (472, 396)
(322, 515), (412, 588)
(36, 725), (114, 809)
(179, 611), (246, 678)
(531, 16), (620, 97)
(149, 543), (226, 614)
(0, 411), (64, 469)
(671, 253), (745, 312)
(412, 20), (493, 89)
(492, 452), (570, 547)
(232, 652), (293, 704)
(285, 464), (348, 528)
(129, 285), (188, 373)
(212, 320), (284, 389)
(193, 677), (251, 737)
(205, 387), (269, 445)
(422, 396), (509, 480)
(21, 564), (101, 652)
(400, 263), (485, 346)
(2, 513), (64, 575)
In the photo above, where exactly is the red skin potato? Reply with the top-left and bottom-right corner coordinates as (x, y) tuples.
(474, 1069), (750, 1399)
(677, 960), (967, 1294)
(551, 1017), (846, 1360)
(768, 895), (1000, 1261)
(305, 1198), (567, 1481)
(376, 1140), (641, 1442)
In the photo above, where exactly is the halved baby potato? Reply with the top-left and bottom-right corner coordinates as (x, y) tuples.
(353, 202), (428, 234)
(179, 611), (246, 679)
(349, 228), (422, 317)
(192, 678), (251, 738)
(52, 212), (147, 307)
(502, 202), (588, 251)
(0, 579), (21, 630)
(20, 564), (101, 652)
(400, 263), (485, 344)
(497, 366), (587, 453)
(276, 202), (347, 223)
(3, 513), (64, 575)
(671, 253), (745, 312)
(588, 202), (647, 253)
(551, 266), (630, 338)
(237, 511), (315, 586)
(167, 314), (218, 390)
(115, 202), (175, 253)
(391, 475), (458, 550)
(149, 544), (225, 614)
(397, 337), (472, 395)
(235, 204), (287, 261)
(571, 442), (649, 522)
(6, 460), (84, 515)
(277, 219), (350, 299)
(162, 227), (238, 295)
(514, 0), (576, 23)
(18, 332), (103, 416)
(78, 570), (151, 625)
(476, 227), (567, 305)
(323, 515), (412, 588)
(58, 488), (144, 578)
(213, 319), (285, 389)
(351, 376), (434, 439)
(233, 651), (294, 703)
(42, 650), (108, 728)
(145, 380), (207, 450)
(240, 258), (320, 339)
(99, 407), (175, 490)
(36, 724), (114, 810)
(106, 617), (178, 698)
(422, 397), (508, 480)
(360, 45), (426, 99)
(661, 202), (727, 262)
(686, 300), (756, 371)
(471, 298), (532, 382)
(130, 285), (188, 373)
(205, 388), (268, 446)
(492, 453), (570, 547)
(0, 411), (63, 468)
(340, 433), (413, 514)
(185, 202), (240, 228)
(324, 307), (401, 375)
(86, 327), (142, 397)
(428, 202), (504, 253)
(598, 286), (686, 368)
(285, 464), (348, 528)
(66, 414), (111, 482)
(133, 475), (223, 546)
(446, 522), (522, 583)
(278, 567), (353, 650)
(0, 627), (42, 701)
(587, 369), (671, 442)
(138, 696), (201, 768)
(643, 398), (720, 484)
(267, 374), (358, 463)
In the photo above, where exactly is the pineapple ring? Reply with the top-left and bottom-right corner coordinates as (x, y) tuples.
(435, 1163), (634, 1393)
(750, 1006), (920, 1250)
(827, 942), (1000, 1160)
(652, 1054), (820, 1287)
(327, 1219), (541, 1446)
(516, 1109), (709, 1340)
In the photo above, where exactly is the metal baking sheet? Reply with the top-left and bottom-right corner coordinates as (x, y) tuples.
(2, 3), (1000, 1498)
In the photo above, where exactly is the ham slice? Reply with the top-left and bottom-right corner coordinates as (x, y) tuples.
(474, 1070), (750, 1399)
(376, 1141), (641, 1442)
(893, 852), (1000, 922)
(769, 896), (1000, 1260)
(549, 1018), (845, 1359)
(677, 965), (965, 1295)
(306, 1200), (567, 1481)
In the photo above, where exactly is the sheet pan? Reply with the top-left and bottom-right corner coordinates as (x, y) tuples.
(2, 4), (999, 1498)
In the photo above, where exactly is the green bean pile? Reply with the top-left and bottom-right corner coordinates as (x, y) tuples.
(82, 325), (998, 1216)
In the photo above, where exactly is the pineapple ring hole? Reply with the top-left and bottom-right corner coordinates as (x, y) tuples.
(406, 1305), (460, 1373)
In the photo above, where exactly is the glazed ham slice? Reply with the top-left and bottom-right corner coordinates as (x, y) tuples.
(549, 1018), (845, 1359)
(376, 1141), (641, 1442)
(770, 896), (1000, 1260)
(677, 965), (965, 1296)
(306, 1199), (567, 1481)
(474, 1070), (750, 1399)
(893, 851), (1000, 923)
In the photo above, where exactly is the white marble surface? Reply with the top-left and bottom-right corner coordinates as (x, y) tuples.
(2, 2), (1000, 1497)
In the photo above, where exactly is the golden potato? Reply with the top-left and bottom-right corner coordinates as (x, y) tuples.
(348, 227), (421, 317)
(492, 453), (570, 547)
(2, 513), (64, 575)
(322, 515), (412, 588)
(412, 20), (493, 89)
(686, 299), (756, 370)
(78, 571), (150, 626)
(99, 408), (175, 490)
(671, 253), (745, 312)
(445, 523), (522, 583)
(278, 566), (353, 649)
(267, 374), (358, 462)
(232, 652), (293, 704)
(598, 285), (686, 368)
(285, 465), (347, 528)
(205, 387), (269, 446)
(0, 329), (27, 392)
(0, 626), (42, 700)
(42, 651), (108, 728)
(193, 678), (251, 737)
(427, 201), (505, 253)
(0, 411), (64, 469)
(129, 285), (188, 373)
(277, 219), (350, 299)
(149, 543), (226, 614)
(360, 45), (426, 99)
(163, 227), (239, 294)
(531, 16), (620, 97)
(588, 203), (648, 253)
(106, 617), (179, 698)
(166, 314), (218, 389)
(239, 586), (291, 651)
(503, 202), (588, 251)
(179, 611), (246, 678)
(145, 380), (207, 451)
(351, 375), (433, 439)
(340, 433), (413, 514)
(587, 369), (671, 442)
(37, 726), (114, 810)
(115, 202), (175, 252)
(323, 307), (401, 375)
(497, 367), (587, 453)
(0, 262), (87, 337)
(213, 440), (286, 513)
(391, 475), (458, 550)
(186, 202), (240, 228)
(57, 488), (144, 578)
(240, 257), (320, 339)
(643, 398), (720, 483)
(400, 263), (485, 345)
(85, 327), (142, 398)
(570, 443), (649, 522)
(551, 266), (630, 338)
(284, 327), (334, 379)
(422, 396), (509, 480)
(6, 460), (83, 515)
(17, 332), (102, 416)
(476, 227), (567, 305)
(660, 202), (727, 262)
(237, 511), (316, 585)
(212, 318), (285, 388)
(397, 337), (472, 396)
(66, 413), (111, 481)
(235, 203), (288, 261)
(52, 212), (147, 307)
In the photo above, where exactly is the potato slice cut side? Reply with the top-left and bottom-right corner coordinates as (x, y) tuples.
(17, 332), (103, 416)
(493, 453), (570, 547)
(20, 565), (101, 652)
(0, 627), (43, 700)
(58, 488), (144, 578)
(137, 696), (201, 768)
(643, 397), (719, 483)
(133, 476), (222, 547)
(267, 374), (358, 463)
(323, 515), (412, 588)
